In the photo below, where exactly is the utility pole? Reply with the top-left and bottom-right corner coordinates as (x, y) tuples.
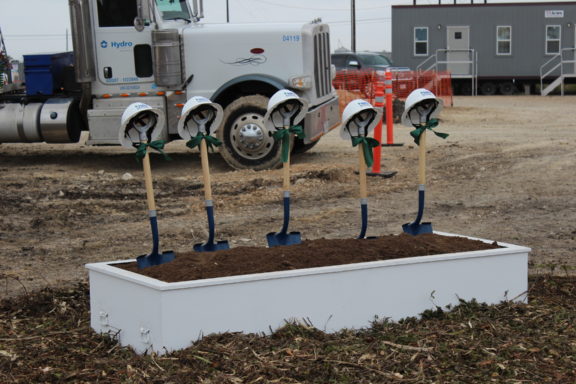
(226, 0), (230, 23)
(351, 0), (356, 52)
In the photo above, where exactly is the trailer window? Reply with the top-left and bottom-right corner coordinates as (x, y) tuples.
(546, 25), (561, 54)
(496, 26), (511, 55)
(97, 0), (138, 27)
(155, 0), (191, 21)
(414, 27), (428, 56)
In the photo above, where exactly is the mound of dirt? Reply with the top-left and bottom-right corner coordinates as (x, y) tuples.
(118, 233), (500, 283)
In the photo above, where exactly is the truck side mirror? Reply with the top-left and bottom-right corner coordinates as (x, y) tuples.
(135, 0), (151, 32)
(348, 60), (360, 68)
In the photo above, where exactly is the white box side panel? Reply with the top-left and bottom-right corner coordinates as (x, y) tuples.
(156, 251), (527, 353)
(89, 270), (164, 354)
(87, 234), (530, 355)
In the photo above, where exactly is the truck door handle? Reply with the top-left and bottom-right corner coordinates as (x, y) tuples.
(103, 67), (113, 79)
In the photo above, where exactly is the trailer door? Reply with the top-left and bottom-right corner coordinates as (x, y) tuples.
(446, 26), (471, 76)
(92, 0), (154, 87)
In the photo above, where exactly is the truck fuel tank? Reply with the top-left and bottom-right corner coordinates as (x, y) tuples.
(0, 98), (83, 143)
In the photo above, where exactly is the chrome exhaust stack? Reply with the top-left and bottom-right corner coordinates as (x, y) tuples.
(191, 0), (204, 21)
(68, 0), (96, 83)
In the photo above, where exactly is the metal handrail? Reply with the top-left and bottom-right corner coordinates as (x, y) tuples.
(540, 48), (576, 95)
(417, 49), (477, 95)
(540, 53), (562, 91)
(416, 54), (438, 73)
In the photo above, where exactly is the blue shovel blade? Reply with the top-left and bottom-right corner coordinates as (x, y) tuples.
(195, 203), (230, 252)
(194, 240), (230, 252)
(267, 194), (301, 247)
(402, 221), (433, 236)
(136, 250), (176, 269)
(266, 231), (301, 247)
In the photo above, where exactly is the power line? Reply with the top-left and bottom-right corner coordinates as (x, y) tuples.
(6, 37), (66, 41)
(249, 0), (391, 11)
(5, 34), (66, 37)
(220, 17), (390, 24)
(330, 17), (391, 24)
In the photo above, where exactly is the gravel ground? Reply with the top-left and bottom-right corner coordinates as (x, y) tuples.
(0, 95), (574, 297)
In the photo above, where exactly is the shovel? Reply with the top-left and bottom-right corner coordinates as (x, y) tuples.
(134, 127), (175, 269)
(353, 116), (376, 239)
(267, 103), (302, 247)
(191, 109), (230, 252)
(402, 127), (433, 235)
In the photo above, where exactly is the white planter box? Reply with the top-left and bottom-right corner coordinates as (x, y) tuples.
(86, 233), (529, 355)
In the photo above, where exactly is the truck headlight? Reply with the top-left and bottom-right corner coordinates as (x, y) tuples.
(289, 75), (312, 90)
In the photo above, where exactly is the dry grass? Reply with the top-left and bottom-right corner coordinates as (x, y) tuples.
(0, 275), (574, 383)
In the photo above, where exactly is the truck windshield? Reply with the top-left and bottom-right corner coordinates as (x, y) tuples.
(97, 0), (138, 27)
(155, 0), (191, 21)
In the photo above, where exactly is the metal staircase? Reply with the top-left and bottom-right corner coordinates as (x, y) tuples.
(417, 49), (478, 95)
(540, 48), (576, 96)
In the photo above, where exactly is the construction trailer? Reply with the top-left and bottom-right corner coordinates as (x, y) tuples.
(392, 1), (576, 95)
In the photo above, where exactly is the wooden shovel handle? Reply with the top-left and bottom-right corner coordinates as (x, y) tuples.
(200, 139), (212, 201)
(283, 156), (291, 192)
(358, 144), (368, 199)
(418, 129), (427, 185)
(142, 150), (157, 211)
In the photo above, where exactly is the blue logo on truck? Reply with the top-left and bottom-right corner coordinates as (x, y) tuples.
(100, 40), (133, 49)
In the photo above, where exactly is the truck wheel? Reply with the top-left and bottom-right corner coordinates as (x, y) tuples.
(393, 98), (404, 123)
(498, 82), (516, 95)
(480, 82), (497, 95)
(218, 95), (287, 170)
(459, 82), (473, 95)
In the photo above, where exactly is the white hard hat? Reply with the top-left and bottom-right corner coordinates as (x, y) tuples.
(177, 96), (224, 140)
(339, 99), (382, 140)
(263, 89), (309, 132)
(119, 102), (165, 149)
(401, 88), (443, 127)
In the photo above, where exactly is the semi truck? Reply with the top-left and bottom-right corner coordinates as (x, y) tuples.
(0, 0), (340, 170)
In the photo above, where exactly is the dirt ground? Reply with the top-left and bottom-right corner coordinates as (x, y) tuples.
(0, 96), (574, 298)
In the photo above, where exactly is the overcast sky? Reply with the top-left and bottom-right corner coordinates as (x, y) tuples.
(1, 0), (574, 61)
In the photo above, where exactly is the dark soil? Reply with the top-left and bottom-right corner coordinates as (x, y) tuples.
(1, 275), (574, 383)
(119, 234), (500, 283)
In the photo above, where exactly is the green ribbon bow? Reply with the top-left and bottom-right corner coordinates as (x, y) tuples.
(409, 119), (449, 145)
(272, 125), (305, 163)
(135, 140), (171, 162)
(186, 133), (222, 153)
(351, 136), (380, 167)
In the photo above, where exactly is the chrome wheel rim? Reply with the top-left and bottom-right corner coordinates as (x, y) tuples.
(229, 112), (275, 160)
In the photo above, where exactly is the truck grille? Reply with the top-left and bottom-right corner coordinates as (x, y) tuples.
(314, 31), (331, 98)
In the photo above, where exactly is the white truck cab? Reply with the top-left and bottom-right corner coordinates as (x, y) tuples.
(0, 0), (340, 170)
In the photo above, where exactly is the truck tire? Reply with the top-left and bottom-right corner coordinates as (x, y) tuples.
(480, 82), (497, 95)
(459, 82), (473, 95)
(498, 82), (516, 95)
(218, 94), (288, 170)
(382, 99), (404, 123)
